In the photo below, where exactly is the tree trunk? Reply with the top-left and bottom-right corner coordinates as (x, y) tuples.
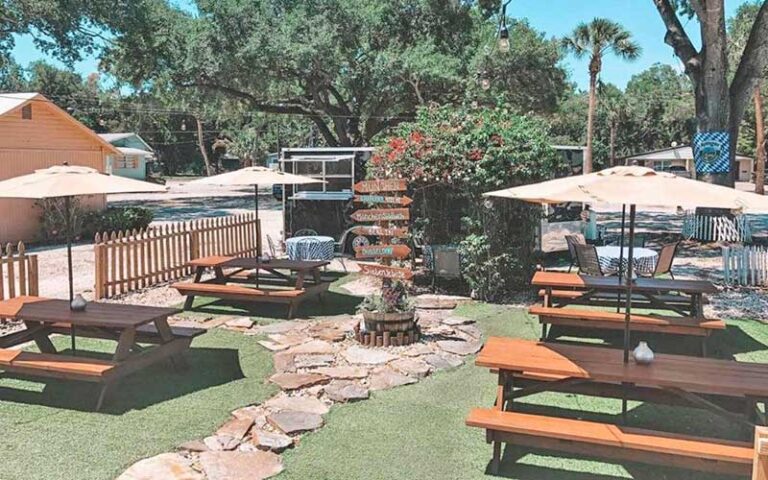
(195, 116), (212, 176)
(756, 85), (766, 195)
(584, 71), (597, 174)
(609, 121), (617, 167)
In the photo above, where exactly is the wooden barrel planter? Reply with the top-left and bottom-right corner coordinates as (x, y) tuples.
(355, 310), (419, 347)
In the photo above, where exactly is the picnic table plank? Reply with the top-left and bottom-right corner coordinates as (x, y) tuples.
(16, 299), (180, 328)
(532, 271), (717, 294)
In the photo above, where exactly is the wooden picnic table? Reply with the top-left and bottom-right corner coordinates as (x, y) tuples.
(0, 296), (202, 410)
(175, 255), (331, 318)
(532, 271), (716, 317)
(478, 337), (768, 426)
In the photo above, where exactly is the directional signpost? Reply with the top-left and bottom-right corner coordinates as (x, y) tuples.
(352, 225), (409, 238)
(355, 244), (411, 260)
(351, 208), (410, 222)
(354, 194), (413, 206)
(354, 178), (407, 193)
(359, 263), (414, 280)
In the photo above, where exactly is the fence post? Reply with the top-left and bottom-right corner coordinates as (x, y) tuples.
(190, 229), (201, 260)
(94, 233), (106, 299)
(754, 427), (768, 480)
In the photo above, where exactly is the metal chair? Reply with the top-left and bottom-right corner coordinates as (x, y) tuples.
(647, 241), (679, 279)
(564, 234), (586, 273)
(574, 244), (605, 276)
(266, 234), (286, 259)
(293, 228), (318, 237)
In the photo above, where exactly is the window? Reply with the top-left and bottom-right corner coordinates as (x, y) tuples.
(116, 156), (138, 169)
(21, 104), (32, 120)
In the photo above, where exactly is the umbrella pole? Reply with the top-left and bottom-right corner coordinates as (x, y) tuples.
(623, 204), (636, 364)
(254, 184), (260, 288)
(616, 205), (626, 313)
(65, 196), (76, 353)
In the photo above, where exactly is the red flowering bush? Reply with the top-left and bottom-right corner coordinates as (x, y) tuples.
(371, 103), (563, 300)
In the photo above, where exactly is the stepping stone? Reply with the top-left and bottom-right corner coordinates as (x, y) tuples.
(200, 451), (283, 480)
(216, 417), (254, 440)
(294, 354), (335, 369)
(177, 439), (208, 452)
(251, 430), (294, 452)
(390, 357), (431, 379)
(342, 345), (396, 365)
(285, 339), (336, 355)
(442, 316), (475, 326)
(267, 333), (308, 347)
(225, 317), (254, 329)
(309, 328), (346, 342)
(272, 351), (296, 373)
(415, 294), (472, 309)
(204, 435), (240, 451)
(314, 366), (369, 379)
(231, 406), (267, 428)
(324, 382), (370, 402)
(423, 353), (464, 370)
(369, 367), (417, 391)
(258, 340), (290, 352)
(457, 324), (482, 339)
(437, 339), (482, 356)
(402, 343), (433, 357)
(267, 411), (324, 434)
(423, 325), (455, 336)
(255, 320), (305, 334)
(269, 373), (330, 391)
(117, 453), (203, 480)
(265, 394), (330, 415)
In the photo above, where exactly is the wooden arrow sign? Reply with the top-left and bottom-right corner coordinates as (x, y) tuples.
(355, 244), (411, 259)
(354, 194), (413, 206)
(350, 208), (410, 222)
(352, 225), (409, 237)
(354, 179), (407, 193)
(359, 263), (414, 281)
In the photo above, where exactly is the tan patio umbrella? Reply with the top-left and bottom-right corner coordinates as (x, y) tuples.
(0, 165), (168, 351)
(485, 166), (768, 362)
(189, 166), (324, 253)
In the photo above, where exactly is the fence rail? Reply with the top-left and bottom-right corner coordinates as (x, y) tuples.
(722, 245), (768, 287)
(94, 213), (261, 299)
(683, 211), (752, 243)
(0, 242), (38, 301)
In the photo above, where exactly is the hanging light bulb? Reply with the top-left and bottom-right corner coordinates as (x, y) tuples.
(181, 119), (187, 131)
(498, 24), (510, 53)
(481, 77), (491, 91)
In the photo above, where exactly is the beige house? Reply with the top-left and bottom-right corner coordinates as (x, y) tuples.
(624, 145), (754, 182)
(0, 93), (120, 243)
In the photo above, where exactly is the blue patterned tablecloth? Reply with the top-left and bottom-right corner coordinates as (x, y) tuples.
(285, 236), (335, 261)
(596, 246), (658, 276)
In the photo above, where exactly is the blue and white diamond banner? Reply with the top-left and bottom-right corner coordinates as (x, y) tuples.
(693, 131), (730, 174)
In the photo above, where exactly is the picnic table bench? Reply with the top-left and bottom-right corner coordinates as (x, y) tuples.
(467, 337), (768, 475)
(0, 296), (203, 410)
(530, 306), (725, 355)
(173, 256), (331, 319)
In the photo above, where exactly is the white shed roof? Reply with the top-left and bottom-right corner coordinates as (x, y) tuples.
(626, 145), (752, 162)
(0, 92), (41, 116)
(117, 147), (154, 157)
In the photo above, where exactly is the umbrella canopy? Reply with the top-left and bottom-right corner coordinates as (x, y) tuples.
(0, 165), (167, 198)
(189, 166), (323, 187)
(484, 166), (768, 212)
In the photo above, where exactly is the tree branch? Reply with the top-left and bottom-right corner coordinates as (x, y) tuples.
(652, 0), (701, 83)
(730, 0), (768, 127)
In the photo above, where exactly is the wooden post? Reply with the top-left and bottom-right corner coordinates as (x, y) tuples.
(753, 427), (768, 480)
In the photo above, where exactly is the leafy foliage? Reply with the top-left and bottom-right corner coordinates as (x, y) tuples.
(357, 282), (415, 314)
(371, 103), (561, 301)
(37, 198), (153, 243)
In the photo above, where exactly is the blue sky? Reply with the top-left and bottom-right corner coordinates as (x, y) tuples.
(10, 0), (752, 91)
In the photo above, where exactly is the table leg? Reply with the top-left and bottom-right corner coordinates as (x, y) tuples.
(113, 327), (137, 362)
(24, 321), (56, 354)
(154, 316), (188, 370)
(295, 270), (307, 290)
(495, 371), (507, 411)
(193, 266), (205, 282)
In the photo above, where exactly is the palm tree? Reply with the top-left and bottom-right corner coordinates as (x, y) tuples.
(562, 19), (641, 174)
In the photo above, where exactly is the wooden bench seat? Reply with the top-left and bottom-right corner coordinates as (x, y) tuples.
(466, 408), (752, 476)
(47, 323), (206, 345)
(538, 289), (709, 305)
(0, 348), (115, 381)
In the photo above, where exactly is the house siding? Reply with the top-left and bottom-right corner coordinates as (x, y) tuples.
(0, 99), (110, 244)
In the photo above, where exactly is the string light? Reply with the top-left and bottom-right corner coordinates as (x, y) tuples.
(498, 1), (511, 53)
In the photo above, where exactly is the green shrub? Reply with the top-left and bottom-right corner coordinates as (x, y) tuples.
(37, 199), (154, 244)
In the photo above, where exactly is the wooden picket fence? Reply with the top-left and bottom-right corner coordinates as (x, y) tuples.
(722, 245), (768, 287)
(0, 242), (39, 301)
(94, 213), (261, 299)
(682, 211), (752, 243)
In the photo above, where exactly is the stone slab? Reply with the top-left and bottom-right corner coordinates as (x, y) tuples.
(324, 382), (370, 402)
(216, 417), (254, 440)
(200, 451), (283, 480)
(251, 430), (294, 452)
(342, 345), (396, 365)
(267, 411), (324, 435)
(117, 453), (203, 480)
(437, 340), (482, 356)
(265, 394), (330, 415)
(314, 366), (369, 379)
(269, 373), (330, 391)
(390, 357), (431, 379)
(368, 367), (417, 391)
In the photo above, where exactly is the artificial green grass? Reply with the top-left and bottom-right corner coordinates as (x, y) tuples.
(0, 329), (276, 480)
(279, 303), (766, 480)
